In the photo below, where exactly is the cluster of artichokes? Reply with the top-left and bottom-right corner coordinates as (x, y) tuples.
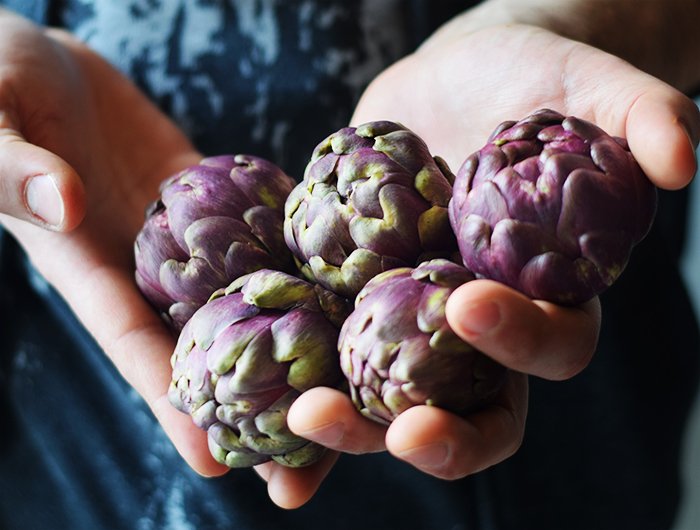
(134, 109), (657, 468)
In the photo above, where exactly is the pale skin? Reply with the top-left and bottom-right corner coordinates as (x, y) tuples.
(0, 0), (699, 510)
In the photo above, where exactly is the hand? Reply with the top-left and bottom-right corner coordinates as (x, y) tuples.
(0, 10), (221, 474)
(0, 9), (357, 506)
(272, 23), (700, 509)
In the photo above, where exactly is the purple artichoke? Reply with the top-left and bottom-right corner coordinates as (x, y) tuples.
(339, 259), (506, 425)
(169, 269), (351, 468)
(449, 109), (657, 305)
(284, 120), (458, 299)
(135, 154), (296, 330)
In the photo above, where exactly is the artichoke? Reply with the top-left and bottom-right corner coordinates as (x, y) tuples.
(448, 109), (657, 305)
(169, 269), (351, 468)
(135, 154), (296, 330)
(339, 259), (506, 425)
(284, 120), (458, 299)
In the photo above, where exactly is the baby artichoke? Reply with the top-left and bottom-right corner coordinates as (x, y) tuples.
(339, 259), (506, 425)
(169, 269), (351, 468)
(135, 155), (295, 330)
(284, 121), (457, 299)
(448, 109), (657, 305)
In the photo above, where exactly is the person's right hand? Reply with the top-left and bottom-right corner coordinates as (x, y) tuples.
(272, 21), (700, 509)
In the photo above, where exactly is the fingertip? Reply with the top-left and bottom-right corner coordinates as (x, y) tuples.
(289, 387), (387, 454)
(446, 290), (495, 343)
(387, 374), (528, 478)
(386, 406), (470, 477)
(287, 387), (348, 436)
(385, 406), (447, 455)
(265, 451), (339, 509)
(0, 139), (86, 231)
(445, 279), (527, 342)
(287, 388), (349, 449)
(446, 280), (599, 380)
(24, 164), (86, 231)
(267, 479), (311, 510)
(193, 456), (229, 478)
(51, 162), (86, 231)
(152, 395), (229, 478)
(626, 91), (700, 190)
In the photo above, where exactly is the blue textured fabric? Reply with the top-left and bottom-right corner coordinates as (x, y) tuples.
(0, 235), (481, 529)
(57, 0), (419, 178)
(1, 0), (48, 23)
(0, 2), (698, 529)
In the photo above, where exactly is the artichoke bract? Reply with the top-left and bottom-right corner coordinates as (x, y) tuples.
(448, 109), (657, 305)
(339, 259), (506, 425)
(169, 269), (351, 468)
(284, 121), (458, 299)
(135, 155), (296, 330)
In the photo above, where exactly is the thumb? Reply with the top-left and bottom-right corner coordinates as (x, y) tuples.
(623, 87), (700, 191)
(562, 43), (700, 191)
(0, 124), (85, 231)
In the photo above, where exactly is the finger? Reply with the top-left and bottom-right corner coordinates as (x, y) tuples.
(0, 113), (86, 231)
(445, 279), (601, 380)
(153, 394), (228, 477)
(101, 272), (227, 477)
(623, 88), (699, 190)
(287, 387), (387, 454)
(561, 43), (700, 190)
(386, 370), (527, 479)
(255, 450), (340, 509)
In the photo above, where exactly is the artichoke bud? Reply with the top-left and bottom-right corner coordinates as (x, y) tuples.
(284, 121), (458, 298)
(134, 154), (296, 331)
(339, 259), (506, 424)
(449, 108), (657, 305)
(168, 269), (346, 468)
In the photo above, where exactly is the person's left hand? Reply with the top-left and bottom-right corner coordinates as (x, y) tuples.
(0, 11), (233, 475)
(0, 14), (351, 501)
(260, 22), (699, 509)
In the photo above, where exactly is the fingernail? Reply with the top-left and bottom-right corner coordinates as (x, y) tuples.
(398, 442), (448, 468)
(682, 120), (699, 150)
(459, 300), (501, 336)
(25, 174), (64, 228)
(298, 422), (344, 446)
